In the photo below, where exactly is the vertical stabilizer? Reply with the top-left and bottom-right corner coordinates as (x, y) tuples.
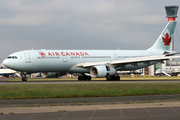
(147, 21), (176, 51)
(148, 5), (178, 51)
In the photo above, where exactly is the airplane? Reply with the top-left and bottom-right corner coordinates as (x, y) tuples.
(2, 14), (180, 81)
(0, 67), (17, 77)
(155, 69), (180, 76)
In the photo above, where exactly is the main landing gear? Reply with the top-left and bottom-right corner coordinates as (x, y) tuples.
(106, 75), (120, 81)
(78, 74), (91, 81)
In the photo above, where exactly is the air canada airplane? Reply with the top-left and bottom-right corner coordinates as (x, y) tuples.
(3, 17), (180, 81)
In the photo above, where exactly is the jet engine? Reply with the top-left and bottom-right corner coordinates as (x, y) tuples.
(41, 72), (66, 78)
(90, 65), (116, 78)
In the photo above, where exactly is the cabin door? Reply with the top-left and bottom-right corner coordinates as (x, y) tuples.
(24, 53), (31, 63)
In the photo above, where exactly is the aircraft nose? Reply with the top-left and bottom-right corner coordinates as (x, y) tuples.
(3, 59), (15, 69)
(3, 59), (9, 67)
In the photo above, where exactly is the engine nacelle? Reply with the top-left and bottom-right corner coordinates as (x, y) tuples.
(90, 65), (116, 78)
(41, 72), (66, 78)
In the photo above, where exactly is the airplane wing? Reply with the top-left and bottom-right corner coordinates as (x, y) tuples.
(75, 55), (180, 68)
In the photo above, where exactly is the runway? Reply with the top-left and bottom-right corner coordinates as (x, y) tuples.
(1, 77), (180, 84)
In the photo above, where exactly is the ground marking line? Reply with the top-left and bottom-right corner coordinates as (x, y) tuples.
(169, 107), (179, 114)
(89, 110), (96, 119)
(145, 108), (153, 116)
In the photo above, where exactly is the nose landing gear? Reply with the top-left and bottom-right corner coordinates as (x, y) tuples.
(21, 72), (28, 81)
(22, 76), (28, 81)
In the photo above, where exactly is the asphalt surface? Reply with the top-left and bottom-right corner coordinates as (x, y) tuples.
(0, 78), (180, 120)
(0, 107), (180, 120)
(0, 94), (180, 105)
(1, 78), (180, 84)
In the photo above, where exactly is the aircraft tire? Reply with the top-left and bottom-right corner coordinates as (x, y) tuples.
(22, 77), (27, 81)
(78, 75), (91, 81)
(116, 76), (120, 81)
(106, 76), (111, 81)
(112, 76), (116, 81)
(24, 77), (28, 81)
(106, 76), (120, 81)
(82, 76), (87, 81)
(78, 76), (82, 81)
(87, 76), (91, 81)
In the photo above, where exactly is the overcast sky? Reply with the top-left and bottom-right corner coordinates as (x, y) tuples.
(0, 0), (180, 63)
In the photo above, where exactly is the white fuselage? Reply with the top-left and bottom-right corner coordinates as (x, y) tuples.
(3, 49), (165, 73)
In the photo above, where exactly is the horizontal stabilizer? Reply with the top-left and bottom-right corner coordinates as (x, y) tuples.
(164, 51), (180, 56)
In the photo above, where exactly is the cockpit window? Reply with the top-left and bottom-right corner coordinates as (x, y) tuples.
(7, 56), (18, 59)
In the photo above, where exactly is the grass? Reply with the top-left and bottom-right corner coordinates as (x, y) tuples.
(9, 112), (14, 114)
(0, 83), (180, 99)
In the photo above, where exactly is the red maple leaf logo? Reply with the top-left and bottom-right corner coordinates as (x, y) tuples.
(39, 51), (46, 57)
(162, 33), (171, 46)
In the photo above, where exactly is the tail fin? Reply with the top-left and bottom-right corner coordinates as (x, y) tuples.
(147, 21), (177, 51)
